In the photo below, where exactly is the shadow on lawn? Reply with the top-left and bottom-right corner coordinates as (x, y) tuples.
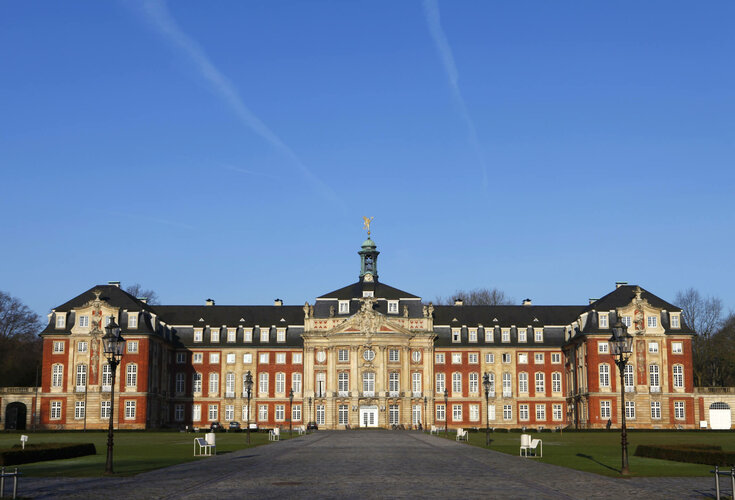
(576, 453), (620, 474)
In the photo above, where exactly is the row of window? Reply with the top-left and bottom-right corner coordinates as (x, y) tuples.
(599, 313), (680, 329)
(51, 363), (138, 389)
(181, 352), (303, 365)
(597, 341), (684, 355)
(49, 400), (137, 420)
(598, 400), (686, 420)
(597, 363), (685, 389)
(187, 403), (302, 423)
(193, 327), (287, 344)
(52, 340), (140, 354)
(451, 328), (545, 344)
(435, 403), (565, 422)
(435, 352), (562, 365)
(435, 372), (562, 396)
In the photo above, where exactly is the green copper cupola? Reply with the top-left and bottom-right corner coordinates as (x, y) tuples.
(359, 237), (379, 281)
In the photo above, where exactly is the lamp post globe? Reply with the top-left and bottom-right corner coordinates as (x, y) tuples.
(609, 318), (633, 476)
(102, 317), (125, 475)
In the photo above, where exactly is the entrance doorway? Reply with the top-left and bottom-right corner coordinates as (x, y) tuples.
(709, 402), (731, 430)
(5, 402), (27, 431)
(359, 405), (378, 428)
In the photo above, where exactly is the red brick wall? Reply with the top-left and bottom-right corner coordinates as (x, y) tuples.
(257, 350), (303, 398)
(42, 338), (69, 392)
(119, 395), (147, 427)
(667, 338), (694, 392)
(434, 350), (481, 397)
(668, 396), (695, 425)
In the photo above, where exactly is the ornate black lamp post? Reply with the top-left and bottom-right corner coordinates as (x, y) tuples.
(102, 317), (125, 475)
(444, 387), (449, 438)
(244, 370), (253, 445)
(423, 395), (427, 431)
(609, 319), (634, 475)
(308, 396), (313, 430)
(289, 388), (294, 437)
(482, 372), (491, 446)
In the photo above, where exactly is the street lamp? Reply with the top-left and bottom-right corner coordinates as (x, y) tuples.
(102, 317), (125, 475)
(423, 395), (427, 431)
(609, 318), (634, 475)
(308, 396), (313, 430)
(244, 370), (253, 445)
(444, 387), (448, 438)
(482, 372), (491, 446)
(289, 388), (294, 437)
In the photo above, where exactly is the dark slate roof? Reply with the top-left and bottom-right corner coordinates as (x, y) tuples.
(317, 281), (420, 300)
(433, 326), (567, 348)
(154, 305), (305, 327)
(432, 305), (585, 328)
(586, 285), (681, 313)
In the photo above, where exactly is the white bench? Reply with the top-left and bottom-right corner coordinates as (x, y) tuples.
(194, 437), (214, 456)
(269, 428), (280, 441)
(520, 433), (542, 458)
(430, 425), (439, 435)
(456, 428), (468, 442)
(297, 425), (306, 435)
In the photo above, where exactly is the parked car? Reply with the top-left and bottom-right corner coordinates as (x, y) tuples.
(209, 421), (224, 432)
(307, 422), (319, 431)
(228, 421), (241, 432)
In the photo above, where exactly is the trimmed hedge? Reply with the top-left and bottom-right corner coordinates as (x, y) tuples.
(634, 444), (735, 466)
(0, 443), (96, 466)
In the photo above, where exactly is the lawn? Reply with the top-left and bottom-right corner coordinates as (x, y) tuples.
(0, 430), (301, 477)
(434, 429), (734, 477)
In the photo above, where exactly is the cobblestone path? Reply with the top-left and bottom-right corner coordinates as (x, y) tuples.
(20, 431), (718, 499)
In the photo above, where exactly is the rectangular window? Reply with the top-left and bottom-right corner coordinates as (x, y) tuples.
(671, 314), (680, 328)
(292, 373), (302, 393)
(53, 341), (64, 353)
(519, 404), (529, 421)
(412, 372), (422, 394)
(244, 329), (253, 342)
(598, 342), (609, 354)
(259, 373), (269, 394)
(485, 328), (494, 342)
(468, 353), (479, 364)
(209, 373), (219, 394)
(518, 353), (528, 364)
(436, 404), (446, 421)
(75, 401), (85, 419)
(624, 364), (634, 389)
(227, 328), (236, 342)
(243, 353), (253, 364)
(674, 401), (685, 419)
(293, 353), (302, 364)
(535, 404), (546, 421)
(125, 400), (136, 419)
(259, 405), (268, 422)
(76, 364), (87, 389)
(209, 353), (220, 363)
(551, 353), (561, 364)
(435, 373), (445, 393)
(260, 327), (269, 342)
(452, 329), (461, 343)
(193, 353), (203, 364)
(193, 372), (202, 393)
(176, 352), (186, 364)
(78, 315), (89, 328)
(518, 373), (528, 393)
(435, 353), (445, 364)
(518, 328), (527, 342)
(651, 401), (661, 419)
(621, 316), (631, 327)
(194, 330), (203, 342)
(210, 329), (220, 343)
(339, 405), (349, 425)
(485, 353), (495, 363)
(673, 365), (684, 388)
(226, 372), (236, 396)
(534, 353), (544, 364)
(101, 401), (111, 419)
(175, 373), (185, 393)
(625, 400), (636, 419)
(468, 372), (478, 393)
(452, 372), (462, 393)
(649, 364), (660, 389)
(276, 328), (286, 342)
(390, 404), (400, 425)
(647, 316), (658, 328)
(338, 372), (350, 392)
(501, 329), (510, 342)
(242, 405), (250, 422)
(469, 404), (480, 422)
(77, 341), (88, 353)
(534, 329), (543, 342)
(535, 372), (545, 394)
(316, 405), (325, 425)
(488, 404), (496, 421)
(275, 373), (285, 394)
(552, 372), (562, 393)
(226, 353), (235, 364)
(56, 315), (65, 329)
(51, 401), (62, 419)
(600, 401), (611, 419)
(648, 342), (659, 353)
(126, 364), (137, 387)
(599, 313), (608, 328)
(599, 364), (610, 387)
(276, 353), (286, 364)
(259, 353), (269, 363)
(452, 404), (462, 421)
(552, 404), (562, 421)
(388, 300), (399, 314)
(225, 405), (234, 421)
(338, 349), (349, 362)
(173, 404), (184, 422)
(192, 404), (201, 421)
(362, 372), (375, 393)
(671, 342), (683, 354)
(208, 404), (218, 421)
(127, 341), (139, 354)
(275, 404), (285, 421)
(503, 404), (512, 421)
(452, 353), (462, 364)
(389, 349), (400, 362)
(502, 353), (511, 364)
(502, 372), (512, 397)
(338, 300), (349, 314)
(468, 328), (478, 342)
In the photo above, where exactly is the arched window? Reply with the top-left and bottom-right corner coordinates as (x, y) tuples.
(452, 372), (462, 393)
(126, 363), (137, 387)
(209, 372), (219, 394)
(502, 372), (512, 397)
(76, 364), (87, 389)
(52, 364), (63, 387)
(673, 365), (684, 388)
(193, 372), (202, 393)
(225, 372), (235, 395)
(468, 372), (478, 394)
(435, 372), (445, 393)
(275, 372), (285, 394)
(412, 372), (422, 393)
(551, 372), (561, 393)
(518, 372), (528, 393)
(624, 364), (634, 389)
(259, 372), (269, 394)
(535, 372), (545, 394)
(598, 364), (610, 387)
(292, 372), (302, 393)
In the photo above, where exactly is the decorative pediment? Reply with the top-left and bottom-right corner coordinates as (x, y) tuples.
(322, 296), (414, 337)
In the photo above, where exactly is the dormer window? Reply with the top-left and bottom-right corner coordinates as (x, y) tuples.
(260, 327), (269, 342)
(534, 329), (544, 343)
(210, 328), (220, 343)
(484, 328), (494, 343)
(388, 300), (399, 314)
(55, 314), (66, 329)
(621, 316), (631, 327)
(128, 314), (138, 329)
(647, 316), (658, 328)
(194, 329), (203, 342)
(276, 328), (286, 342)
(338, 300), (349, 314)
(451, 328), (461, 343)
(227, 328), (236, 342)
(78, 315), (89, 328)
(671, 314), (680, 329)
(599, 313), (608, 328)
(518, 328), (527, 343)
(501, 329), (510, 343)
(362, 291), (374, 298)
(243, 328), (253, 342)
(468, 328), (478, 342)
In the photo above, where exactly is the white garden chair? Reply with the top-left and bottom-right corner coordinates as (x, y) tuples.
(520, 433), (542, 457)
(269, 428), (280, 441)
(456, 428), (468, 441)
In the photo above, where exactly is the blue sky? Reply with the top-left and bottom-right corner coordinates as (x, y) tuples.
(1, 1), (733, 316)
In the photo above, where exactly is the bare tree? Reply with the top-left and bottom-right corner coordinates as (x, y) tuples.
(125, 284), (160, 305)
(0, 290), (43, 340)
(0, 290), (43, 386)
(435, 287), (513, 306)
(675, 287), (724, 386)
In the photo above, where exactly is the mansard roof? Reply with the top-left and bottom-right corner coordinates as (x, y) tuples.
(317, 281), (420, 300)
(586, 285), (681, 313)
(154, 305), (304, 328)
(432, 305), (585, 328)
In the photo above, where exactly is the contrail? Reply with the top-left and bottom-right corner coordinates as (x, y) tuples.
(423, 0), (488, 189)
(138, 0), (342, 207)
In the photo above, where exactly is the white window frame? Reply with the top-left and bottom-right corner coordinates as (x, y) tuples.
(519, 404), (529, 421)
(243, 353), (253, 364)
(127, 340), (139, 354)
(485, 328), (494, 342)
(50, 401), (62, 419)
(599, 364), (610, 388)
(194, 329), (203, 342)
(648, 342), (659, 354)
(126, 363), (137, 387)
(518, 372), (528, 393)
(293, 352), (302, 364)
(208, 404), (218, 421)
(451, 353), (462, 364)
(468, 328), (478, 343)
(338, 300), (349, 314)
(260, 327), (269, 342)
(53, 341), (64, 353)
(625, 400), (635, 419)
(209, 352), (220, 363)
(244, 328), (253, 342)
(389, 349), (400, 362)
(55, 314), (66, 329)
(552, 372), (562, 393)
(276, 328), (286, 343)
(452, 329), (461, 343)
(600, 400), (611, 419)
(535, 403), (546, 421)
(518, 328), (527, 342)
(647, 316), (658, 328)
(551, 353), (561, 364)
(276, 352), (286, 364)
(552, 404), (562, 421)
(651, 401), (661, 419)
(673, 365), (684, 388)
(209, 372), (219, 394)
(227, 328), (236, 342)
(75, 401), (85, 419)
(598, 342), (609, 354)
(518, 353), (528, 364)
(534, 353), (544, 364)
(469, 404), (480, 422)
(674, 401), (685, 420)
(101, 400), (111, 419)
(535, 372), (545, 394)
(435, 372), (445, 394)
(534, 329), (543, 342)
(78, 315), (89, 328)
(599, 313), (609, 328)
(452, 404), (462, 422)
(501, 329), (510, 343)
(275, 372), (286, 394)
(125, 400), (136, 420)
(671, 314), (681, 329)
(292, 372), (302, 394)
(671, 342), (683, 354)
(52, 364), (64, 388)
(503, 404), (512, 421)
(210, 328), (220, 343)
(259, 373), (269, 394)
(192, 404), (201, 421)
(435, 353), (445, 364)
(485, 353), (495, 363)
(388, 300), (399, 314)
(468, 372), (478, 394)
(468, 353), (479, 364)
(338, 349), (349, 362)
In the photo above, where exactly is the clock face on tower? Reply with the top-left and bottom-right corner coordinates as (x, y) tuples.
(363, 273), (374, 282)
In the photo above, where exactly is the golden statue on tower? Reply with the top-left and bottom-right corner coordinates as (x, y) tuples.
(362, 216), (374, 236)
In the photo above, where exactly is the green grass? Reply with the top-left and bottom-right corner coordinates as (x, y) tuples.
(0, 430), (301, 477)
(435, 430), (734, 477)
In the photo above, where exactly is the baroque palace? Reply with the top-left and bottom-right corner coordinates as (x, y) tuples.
(5, 233), (716, 432)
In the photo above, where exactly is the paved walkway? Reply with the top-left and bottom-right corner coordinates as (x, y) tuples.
(20, 431), (718, 499)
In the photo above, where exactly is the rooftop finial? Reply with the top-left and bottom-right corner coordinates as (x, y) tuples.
(362, 216), (374, 237)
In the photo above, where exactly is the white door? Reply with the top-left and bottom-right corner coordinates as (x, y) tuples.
(710, 403), (731, 430)
(359, 407), (378, 428)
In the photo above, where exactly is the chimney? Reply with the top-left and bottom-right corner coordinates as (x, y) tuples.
(615, 281), (628, 289)
(206, 298), (215, 306)
(522, 298), (532, 306)
(138, 297), (148, 304)
(454, 298), (464, 306)
(589, 298), (598, 305)
(274, 299), (283, 306)
(108, 281), (120, 288)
